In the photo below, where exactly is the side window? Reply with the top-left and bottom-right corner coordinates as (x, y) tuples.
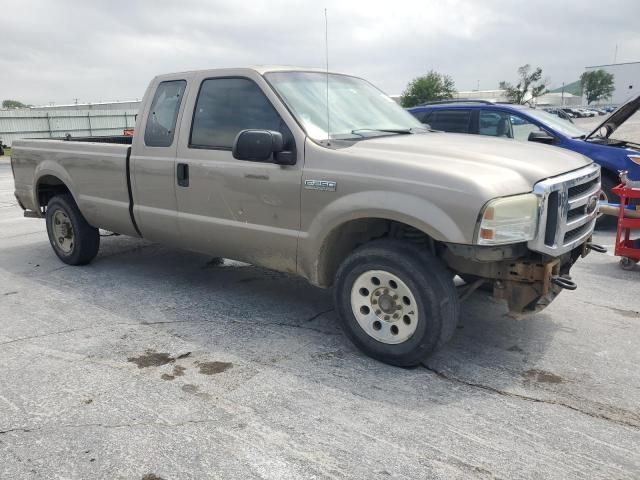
(411, 110), (431, 123)
(479, 110), (546, 141)
(428, 109), (471, 133)
(479, 110), (512, 138)
(144, 80), (186, 147)
(509, 114), (545, 142)
(190, 77), (286, 150)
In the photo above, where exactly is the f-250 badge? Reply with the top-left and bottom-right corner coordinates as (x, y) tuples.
(304, 179), (337, 192)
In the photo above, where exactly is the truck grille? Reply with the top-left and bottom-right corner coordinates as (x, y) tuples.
(528, 163), (601, 256)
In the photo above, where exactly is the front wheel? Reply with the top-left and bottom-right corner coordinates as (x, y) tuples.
(333, 239), (460, 367)
(46, 194), (100, 265)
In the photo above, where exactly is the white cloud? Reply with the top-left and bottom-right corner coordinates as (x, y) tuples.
(1, 0), (638, 104)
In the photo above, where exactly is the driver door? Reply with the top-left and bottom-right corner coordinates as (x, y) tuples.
(174, 72), (303, 272)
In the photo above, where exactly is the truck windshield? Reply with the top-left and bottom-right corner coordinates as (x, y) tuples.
(265, 71), (425, 141)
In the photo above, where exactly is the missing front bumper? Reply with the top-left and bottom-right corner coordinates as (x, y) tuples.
(444, 238), (604, 315)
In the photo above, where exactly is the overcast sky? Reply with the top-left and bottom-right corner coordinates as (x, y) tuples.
(1, 0), (639, 105)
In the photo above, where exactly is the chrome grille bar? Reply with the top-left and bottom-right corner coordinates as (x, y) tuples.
(528, 163), (600, 256)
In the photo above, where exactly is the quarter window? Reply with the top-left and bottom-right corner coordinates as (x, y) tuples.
(144, 80), (186, 147)
(190, 78), (284, 149)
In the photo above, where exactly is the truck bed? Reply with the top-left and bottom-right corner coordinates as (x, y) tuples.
(11, 138), (139, 237)
(60, 135), (133, 145)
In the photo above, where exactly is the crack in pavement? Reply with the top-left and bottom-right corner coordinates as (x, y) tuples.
(0, 418), (222, 436)
(0, 310), (340, 347)
(0, 427), (32, 434)
(422, 364), (640, 430)
(0, 326), (97, 346)
(584, 301), (640, 319)
(305, 308), (334, 323)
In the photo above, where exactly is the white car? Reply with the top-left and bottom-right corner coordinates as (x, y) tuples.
(578, 109), (596, 117)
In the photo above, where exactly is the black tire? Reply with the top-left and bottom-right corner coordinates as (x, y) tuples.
(596, 173), (619, 230)
(333, 239), (460, 367)
(46, 194), (99, 265)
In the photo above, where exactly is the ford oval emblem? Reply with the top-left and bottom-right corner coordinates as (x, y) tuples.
(585, 195), (598, 215)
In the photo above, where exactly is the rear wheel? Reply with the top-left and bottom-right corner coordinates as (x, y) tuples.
(46, 194), (100, 265)
(333, 239), (460, 367)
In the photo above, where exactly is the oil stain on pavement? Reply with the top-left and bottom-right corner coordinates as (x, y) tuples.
(160, 365), (186, 381)
(523, 368), (563, 384)
(127, 350), (175, 368)
(197, 361), (233, 375)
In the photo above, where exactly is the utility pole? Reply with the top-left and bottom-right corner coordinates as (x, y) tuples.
(561, 82), (565, 106)
(613, 44), (618, 64)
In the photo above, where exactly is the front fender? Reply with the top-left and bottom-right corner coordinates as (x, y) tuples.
(299, 190), (468, 285)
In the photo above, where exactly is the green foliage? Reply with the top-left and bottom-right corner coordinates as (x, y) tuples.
(2, 99), (28, 109)
(400, 71), (456, 107)
(580, 70), (615, 104)
(500, 64), (548, 104)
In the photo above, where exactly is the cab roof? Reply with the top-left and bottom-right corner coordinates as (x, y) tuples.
(154, 65), (341, 81)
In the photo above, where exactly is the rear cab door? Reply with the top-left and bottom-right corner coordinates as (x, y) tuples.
(130, 73), (193, 245)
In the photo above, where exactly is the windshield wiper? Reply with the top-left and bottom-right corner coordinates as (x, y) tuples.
(351, 128), (417, 136)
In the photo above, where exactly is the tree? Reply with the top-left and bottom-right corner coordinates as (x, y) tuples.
(580, 70), (615, 104)
(2, 99), (28, 109)
(499, 64), (548, 104)
(400, 71), (456, 107)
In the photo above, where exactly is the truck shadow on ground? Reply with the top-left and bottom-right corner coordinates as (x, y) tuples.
(2, 235), (564, 407)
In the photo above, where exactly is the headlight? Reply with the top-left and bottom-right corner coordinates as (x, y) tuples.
(476, 193), (539, 245)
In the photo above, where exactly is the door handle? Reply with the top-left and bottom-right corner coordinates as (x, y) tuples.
(177, 163), (189, 187)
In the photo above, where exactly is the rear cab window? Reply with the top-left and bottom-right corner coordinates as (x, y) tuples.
(144, 80), (187, 147)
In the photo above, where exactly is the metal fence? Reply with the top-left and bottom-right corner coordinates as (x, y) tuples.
(0, 109), (138, 146)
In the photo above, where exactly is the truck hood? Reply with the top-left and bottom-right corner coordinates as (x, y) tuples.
(347, 131), (591, 191)
(585, 93), (640, 141)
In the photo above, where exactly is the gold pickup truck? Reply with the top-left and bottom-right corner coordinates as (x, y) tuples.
(10, 67), (603, 366)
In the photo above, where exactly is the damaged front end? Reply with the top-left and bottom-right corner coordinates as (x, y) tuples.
(443, 239), (605, 315)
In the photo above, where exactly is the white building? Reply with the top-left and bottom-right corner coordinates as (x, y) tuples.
(28, 100), (141, 111)
(584, 61), (639, 105)
(455, 89), (509, 103)
(535, 92), (581, 106)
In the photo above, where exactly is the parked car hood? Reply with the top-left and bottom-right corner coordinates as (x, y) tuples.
(585, 94), (640, 141)
(348, 131), (591, 193)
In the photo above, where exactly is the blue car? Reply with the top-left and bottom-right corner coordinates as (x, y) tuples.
(407, 97), (640, 205)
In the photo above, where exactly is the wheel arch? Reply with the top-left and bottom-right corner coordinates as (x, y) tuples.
(33, 162), (78, 214)
(35, 174), (75, 212)
(300, 192), (468, 287)
(304, 213), (463, 288)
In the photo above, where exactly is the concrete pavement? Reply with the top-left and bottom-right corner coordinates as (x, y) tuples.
(0, 160), (639, 479)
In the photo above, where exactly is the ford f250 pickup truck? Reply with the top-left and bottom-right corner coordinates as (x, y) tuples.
(10, 67), (604, 366)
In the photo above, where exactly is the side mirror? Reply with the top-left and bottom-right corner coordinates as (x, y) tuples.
(232, 129), (288, 163)
(528, 131), (555, 145)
